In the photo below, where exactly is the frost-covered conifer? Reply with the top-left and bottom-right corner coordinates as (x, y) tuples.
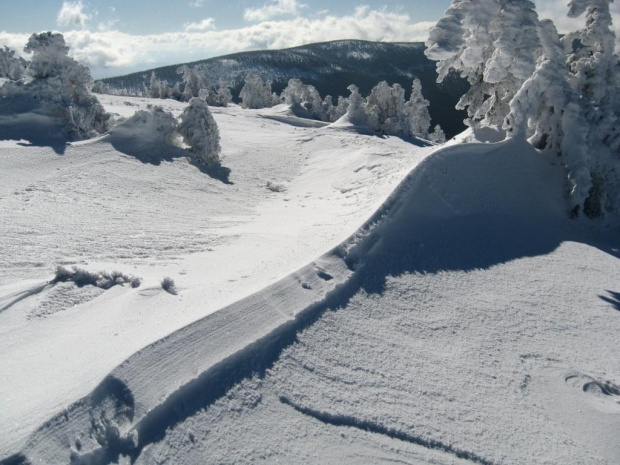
(0, 46), (26, 80)
(345, 84), (367, 124)
(365, 81), (407, 135)
(149, 71), (162, 99)
(281, 78), (325, 120)
(505, 20), (592, 216)
(14, 32), (111, 140)
(214, 79), (233, 107)
(426, 0), (542, 128)
(564, 0), (619, 155)
(403, 79), (432, 138)
(330, 95), (350, 122)
(118, 105), (178, 145)
(430, 125), (447, 143)
(178, 97), (221, 166)
(178, 65), (210, 101)
(240, 73), (275, 109)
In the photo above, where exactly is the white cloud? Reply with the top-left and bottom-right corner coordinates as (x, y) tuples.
(57, 1), (90, 29)
(184, 18), (216, 32)
(189, 0), (205, 7)
(244, 0), (306, 22)
(0, 7), (435, 76)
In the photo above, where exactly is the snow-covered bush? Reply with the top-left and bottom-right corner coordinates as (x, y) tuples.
(177, 97), (221, 166)
(239, 73), (276, 109)
(281, 78), (327, 120)
(116, 105), (178, 145)
(0, 46), (26, 80)
(5, 32), (112, 140)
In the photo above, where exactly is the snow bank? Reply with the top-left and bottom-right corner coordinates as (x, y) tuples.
(11, 136), (579, 463)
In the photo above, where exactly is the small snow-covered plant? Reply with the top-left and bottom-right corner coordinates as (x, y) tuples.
(161, 277), (178, 295)
(239, 73), (275, 109)
(121, 105), (178, 144)
(178, 97), (221, 166)
(430, 125), (447, 143)
(12, 32), (112, 140)
(365, 81), (407, 136)
(0, 46), (26, 80)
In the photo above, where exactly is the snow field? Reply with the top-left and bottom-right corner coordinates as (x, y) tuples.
(0, 95), (433, 456)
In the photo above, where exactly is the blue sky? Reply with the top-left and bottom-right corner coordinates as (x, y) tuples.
(0, 0), (617, 78)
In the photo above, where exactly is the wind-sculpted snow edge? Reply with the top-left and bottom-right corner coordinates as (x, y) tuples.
(4, 137), (575, 464)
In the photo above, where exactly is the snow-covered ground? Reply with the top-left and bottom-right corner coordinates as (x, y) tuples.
(1, 96), (619, 464)
(0, 95), (434, 458)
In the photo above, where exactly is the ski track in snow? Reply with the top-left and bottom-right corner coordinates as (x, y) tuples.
(1, 97), (619, 464)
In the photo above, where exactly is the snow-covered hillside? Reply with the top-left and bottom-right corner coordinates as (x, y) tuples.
(0, 95), (435, 459)
(1, 94), (619, 464)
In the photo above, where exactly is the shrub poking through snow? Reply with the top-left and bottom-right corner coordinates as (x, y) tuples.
(178, 97), (221, 166)
(5, 32), (112, 140)
(52, 266), (141, 289)
(161, 277), (178, 295)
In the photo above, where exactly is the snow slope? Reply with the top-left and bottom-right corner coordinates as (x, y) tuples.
(4, 110), (620, 464)
(0, 95), (435, 457)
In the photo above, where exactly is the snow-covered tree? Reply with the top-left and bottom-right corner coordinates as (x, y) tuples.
(365, 81), (406, 135)
(178, 97), (221, 166)
(564, 0), (619, 155)
(345, 84), (367, 124)
(425, 0), (498, 126)
(426, 0), (542, 128)
(178, 65), (210, 101)
(239, 73), (275, 109)
(149, 71), (162, 99)
(9, 32), (112, 140)
(481, 0), (542, 126)
(430, 125), (447, 143)
(214, 79), (233, 107)
(504, 20), (593, 216)
(281, 79), (326, 120)
(0, 46), (26, 80)
(403, 79), (432, 138)
(330, 95), (350, 122)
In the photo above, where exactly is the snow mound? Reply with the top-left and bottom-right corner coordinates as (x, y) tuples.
(10, 136), (583, 463)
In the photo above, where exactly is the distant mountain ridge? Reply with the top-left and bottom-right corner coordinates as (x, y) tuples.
(100, 40), (468, 137)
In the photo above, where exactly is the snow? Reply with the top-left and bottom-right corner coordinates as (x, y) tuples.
(0, 94), (432, 457)
(1, 94), (619, 464)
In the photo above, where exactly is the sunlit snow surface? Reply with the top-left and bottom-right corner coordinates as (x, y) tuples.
(1, 96), (619, 464)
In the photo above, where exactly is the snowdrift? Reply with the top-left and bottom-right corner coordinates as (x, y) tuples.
(6, 137), (617, 463)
